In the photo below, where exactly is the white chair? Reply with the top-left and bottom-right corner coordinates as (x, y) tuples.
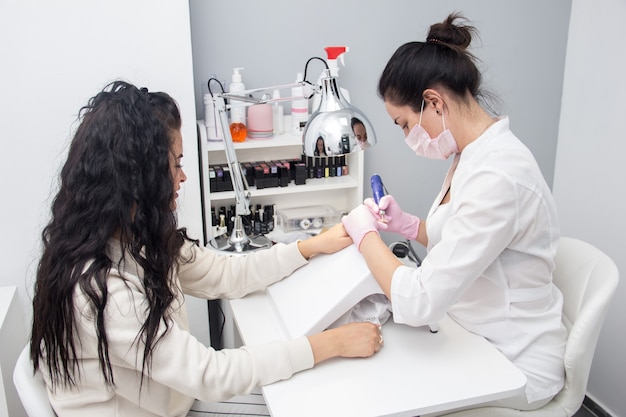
(443, 237), (619, 417)
(13, 345), (57, 417)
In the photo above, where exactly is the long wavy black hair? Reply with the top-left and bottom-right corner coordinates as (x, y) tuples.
(31, 80), (193, 389)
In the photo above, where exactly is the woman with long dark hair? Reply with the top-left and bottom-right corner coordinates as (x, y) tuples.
(31, 81), (382, 416)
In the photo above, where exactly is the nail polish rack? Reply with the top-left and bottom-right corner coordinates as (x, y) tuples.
(197, 115), (364, 244)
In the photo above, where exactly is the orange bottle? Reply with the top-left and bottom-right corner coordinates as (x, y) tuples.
(230, 122), (247, 142)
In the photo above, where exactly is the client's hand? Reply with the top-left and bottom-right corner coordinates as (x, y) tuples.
(308, 321), (382, 364)
(364, 195), (420, 240)
(341, 205), (380, 250)
(297, 223), (352, 260)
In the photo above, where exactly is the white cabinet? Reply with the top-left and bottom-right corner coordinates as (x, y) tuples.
(197, 116), (364, 244)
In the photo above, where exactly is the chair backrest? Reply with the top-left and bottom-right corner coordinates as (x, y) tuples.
(13, 345), (57, 417)
(551, 237), (619, 415)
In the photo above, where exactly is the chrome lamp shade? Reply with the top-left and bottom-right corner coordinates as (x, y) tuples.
(303, 71), (377, 157)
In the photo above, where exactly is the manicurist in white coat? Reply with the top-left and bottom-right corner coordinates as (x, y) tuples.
(342, 13), (566, 412)
(30, 81), (382, 417)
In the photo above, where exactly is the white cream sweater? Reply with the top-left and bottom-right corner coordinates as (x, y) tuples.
(43, 240), (313, 417)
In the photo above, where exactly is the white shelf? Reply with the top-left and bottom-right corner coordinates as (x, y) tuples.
(205, 132), (302, 152)
(208, 175), (359, 202)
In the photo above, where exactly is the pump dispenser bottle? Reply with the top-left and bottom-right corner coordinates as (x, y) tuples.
(229, 67), (247, 142)
(312, 46), (351, 112)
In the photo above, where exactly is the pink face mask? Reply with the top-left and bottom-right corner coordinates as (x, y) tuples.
(404, 100), (459, 160)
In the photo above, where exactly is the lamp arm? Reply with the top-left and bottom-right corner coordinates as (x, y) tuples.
(221, 82), (315, 106)
(214, 95), (251, 217)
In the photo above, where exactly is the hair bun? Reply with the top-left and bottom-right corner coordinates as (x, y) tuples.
(427, 12), (476, 50)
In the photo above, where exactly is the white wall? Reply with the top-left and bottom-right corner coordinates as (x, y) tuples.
(553, 0), (626, 415)
(0, 1), (207, 412)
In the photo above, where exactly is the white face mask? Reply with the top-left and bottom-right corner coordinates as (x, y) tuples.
(404, 100), (459, 159)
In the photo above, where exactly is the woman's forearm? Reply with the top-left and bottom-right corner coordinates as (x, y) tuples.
(358, 232), (402, 298)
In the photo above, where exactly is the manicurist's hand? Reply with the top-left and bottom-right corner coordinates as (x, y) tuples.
(308, 321), (383, 365)
(341, 205), (380, 251)
(297, 223), (352, 260)
(364, 195), (421, 241)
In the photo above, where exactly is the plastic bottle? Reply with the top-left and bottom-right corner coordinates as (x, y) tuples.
(291, 72), (309, 134)
(272, 89), (284, 135)
(204, 93), (224, 142)
(229, 67), (247, 142)
(312, 46), (351, 112)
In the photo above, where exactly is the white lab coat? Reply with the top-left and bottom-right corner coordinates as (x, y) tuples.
(390, 117), (566, 404)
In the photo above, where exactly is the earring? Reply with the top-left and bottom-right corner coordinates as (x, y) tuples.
(435, 109), (440, 114)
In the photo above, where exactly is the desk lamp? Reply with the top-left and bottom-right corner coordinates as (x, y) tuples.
(208, 59), (377, 253)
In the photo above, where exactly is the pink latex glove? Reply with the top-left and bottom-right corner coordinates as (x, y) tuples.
(341, 205), (380, 250)
(364, 195), (420, 240)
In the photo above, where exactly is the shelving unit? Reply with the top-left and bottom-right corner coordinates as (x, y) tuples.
(197, 116), (364, 245)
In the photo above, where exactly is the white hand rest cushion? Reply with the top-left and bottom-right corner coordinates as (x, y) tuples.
(266, 244), (387, 338)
